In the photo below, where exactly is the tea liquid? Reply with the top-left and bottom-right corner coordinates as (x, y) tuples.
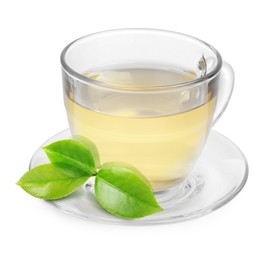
(65, 67), (215, 190)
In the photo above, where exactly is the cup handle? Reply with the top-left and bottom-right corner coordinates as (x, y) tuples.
(212, 61), (235, 125)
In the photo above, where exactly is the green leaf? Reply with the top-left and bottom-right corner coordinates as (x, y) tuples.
(73, 135), (101, 168)
(17, 164), (90, 200)
(94, 162), (163, 219)
(43, 139), (96, 175)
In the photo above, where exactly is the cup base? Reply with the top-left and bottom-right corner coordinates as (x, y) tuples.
(154, 176), (204, 209)
(29, 129), (248, 225)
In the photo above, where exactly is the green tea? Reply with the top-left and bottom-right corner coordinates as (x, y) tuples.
(65, 67), (216, 191)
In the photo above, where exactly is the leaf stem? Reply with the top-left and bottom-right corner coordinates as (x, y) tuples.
(91, 169), (98, 176)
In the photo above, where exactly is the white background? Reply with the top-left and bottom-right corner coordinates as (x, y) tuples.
(1, 0), (275, 259)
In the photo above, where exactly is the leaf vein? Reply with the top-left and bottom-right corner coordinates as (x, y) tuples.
(18, 176), (89, 185)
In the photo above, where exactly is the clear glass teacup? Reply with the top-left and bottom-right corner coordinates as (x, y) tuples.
(61, 29), (234, 192)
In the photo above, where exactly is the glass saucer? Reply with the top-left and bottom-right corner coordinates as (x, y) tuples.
(29, 129), (248, 225)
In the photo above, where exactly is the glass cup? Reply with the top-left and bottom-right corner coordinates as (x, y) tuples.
(60, 29), (234, 192)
